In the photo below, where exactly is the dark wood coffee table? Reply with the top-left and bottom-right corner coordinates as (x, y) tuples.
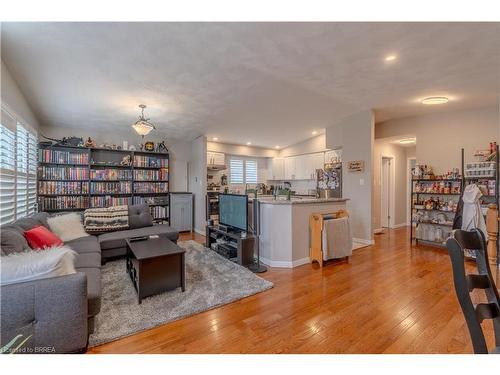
(126, 236), (185, 304)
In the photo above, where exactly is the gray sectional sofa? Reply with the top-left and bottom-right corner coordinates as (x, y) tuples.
(0, 204), (178, 353)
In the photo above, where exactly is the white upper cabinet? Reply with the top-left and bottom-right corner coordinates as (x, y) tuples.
(269, 158), (285, 180)
(267, 152), (326, 181)
(284, 156), (296, 180)
(207, 151), (225, 165)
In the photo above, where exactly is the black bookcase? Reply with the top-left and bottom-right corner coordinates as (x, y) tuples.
(37, 144), (170, 222)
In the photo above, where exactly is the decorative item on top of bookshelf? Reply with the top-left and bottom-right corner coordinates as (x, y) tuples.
(84, 137), (96, 148)
(156, 141), (168, 153)
(144, 141), (155, 152)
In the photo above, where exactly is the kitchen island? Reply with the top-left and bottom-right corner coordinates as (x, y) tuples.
(256, 197), (349, 268)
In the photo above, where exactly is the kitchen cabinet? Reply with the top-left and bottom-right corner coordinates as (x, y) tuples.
(169, 193), (193, 232)
(268, 158), (285, 180)
(284, 156), (297, 180)
(207, 151), (225, 165)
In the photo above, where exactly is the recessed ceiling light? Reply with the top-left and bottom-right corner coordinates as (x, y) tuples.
(421, 96), (449, 105)
(275, 145), (280, 149)
(384, 54), (397, 62)
(312, 131), (318, 135)
(246, 141), (252, 146)
(212, 137), (218, 141)
(399, 138), (416, 144)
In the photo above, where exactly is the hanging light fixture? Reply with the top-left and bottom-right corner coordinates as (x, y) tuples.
(132, 104), (156, 137)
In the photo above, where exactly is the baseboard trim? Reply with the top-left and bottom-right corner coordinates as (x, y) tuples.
(392, 223), (409, 229)
(194, 228), (205, 236)
(373, 228), (384, 234)
(352, 237), (375, 245)
(260, 256), (310, 268)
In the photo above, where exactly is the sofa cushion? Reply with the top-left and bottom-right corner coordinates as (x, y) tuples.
(48, 213), (89, 242)
(0, 226), (30, 255)
(65, 236), (101, 255)
(74, 252), (101, 269)
(75, 267), (101, 317)
(13, 217), (42, 231)
(128, 204), (153, 229)
(31, 212), (50, 229)
(98, 224), (179, 250)
(24, 226), (64, 250)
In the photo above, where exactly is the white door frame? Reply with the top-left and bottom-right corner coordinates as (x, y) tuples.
(380, 155), (395, 229)
(407, 157), (417, 226)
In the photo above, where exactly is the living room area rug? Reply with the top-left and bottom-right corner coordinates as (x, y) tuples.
(88, 240), (273, 347)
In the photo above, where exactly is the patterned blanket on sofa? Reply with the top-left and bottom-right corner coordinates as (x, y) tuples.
(84, 205), (129, 233)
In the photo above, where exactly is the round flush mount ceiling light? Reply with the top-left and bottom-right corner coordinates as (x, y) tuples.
(246, 141), (252, 146)
(384, 54), (397, 62)
(421, 96), (449, 105)
(311, 130), (318, 135)
(275, 145), (280, 149)
(212, 137), (219, 141)
(399, 138), (416, 145)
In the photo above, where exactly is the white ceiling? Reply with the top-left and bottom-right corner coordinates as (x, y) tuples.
(1, 22), (498, 148)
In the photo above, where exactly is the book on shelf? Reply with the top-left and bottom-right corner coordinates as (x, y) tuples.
(91, 196), (132, 208)
(38, 166), (89, 180)
(90, 169), (132, 181)
(133, 169), (168, 181)
(39, 149), (89, 164)
(38, 196), (89, 211)
(133, 155), (168, 168)
(150, 205), (168, 220)
(90, 181), (132, 194)
(38, 181), (89, 195)
(133, 182), (168, 194)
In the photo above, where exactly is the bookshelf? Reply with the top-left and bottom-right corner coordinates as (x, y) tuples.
(37, 145), (170, 221)
(410, 178), (462, 247)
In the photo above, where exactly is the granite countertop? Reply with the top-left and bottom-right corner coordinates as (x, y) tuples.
(255, 197), (349, 205)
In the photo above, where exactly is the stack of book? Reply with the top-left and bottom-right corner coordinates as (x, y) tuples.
(91, 196), (131, 208)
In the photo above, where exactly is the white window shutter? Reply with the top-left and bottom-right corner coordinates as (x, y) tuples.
(230, 159), (244, 184)
(245, 160), (258, 184)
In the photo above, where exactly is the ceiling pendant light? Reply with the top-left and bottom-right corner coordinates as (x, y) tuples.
(132, 104), (156, 137)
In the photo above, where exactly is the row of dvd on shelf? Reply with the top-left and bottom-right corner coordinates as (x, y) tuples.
(38, 166), (169, 181)
(38, 195), (169, 217)
(133, 155), (168, 168)
(39, 149), (89, 165)
(38, 166), (89, 180)
(37, 180), (169, 195)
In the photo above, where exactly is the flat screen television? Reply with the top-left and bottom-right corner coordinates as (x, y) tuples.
(218, 193), (248, 232)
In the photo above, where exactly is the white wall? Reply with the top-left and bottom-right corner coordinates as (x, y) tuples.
(373, 139), (409, 230)
(189, 136), (207, 234)
(207, 141), (278, 158)
(278, 134), (327, 157)
(376, 107), (499, 174)
(326, 110), (374, 243)
(1, 59), (40, 131)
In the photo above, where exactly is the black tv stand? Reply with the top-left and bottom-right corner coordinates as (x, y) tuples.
(206, 225), (255, 267)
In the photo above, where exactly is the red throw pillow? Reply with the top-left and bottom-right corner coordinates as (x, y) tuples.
(24, 225), (63, 250)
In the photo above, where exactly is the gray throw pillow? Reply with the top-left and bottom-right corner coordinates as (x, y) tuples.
(128, 204), (153, 229)
(1, 227), (30, 255)
(31, 212), (50, 228)
(13, 217), (42, 231)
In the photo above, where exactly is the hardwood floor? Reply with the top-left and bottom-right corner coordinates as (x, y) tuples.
(88, 227), (499, 354)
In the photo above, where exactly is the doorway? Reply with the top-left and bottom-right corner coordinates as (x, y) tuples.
(381, 156), (394, 228)
(407, 157), (417, 225)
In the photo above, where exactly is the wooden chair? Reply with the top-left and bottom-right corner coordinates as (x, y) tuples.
(446, 229), (500, 354)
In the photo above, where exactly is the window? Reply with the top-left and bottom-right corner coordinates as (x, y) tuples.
(0, 108), (38, 225)
(229, 157), (258, 184)
(245, 160), (258, 184)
